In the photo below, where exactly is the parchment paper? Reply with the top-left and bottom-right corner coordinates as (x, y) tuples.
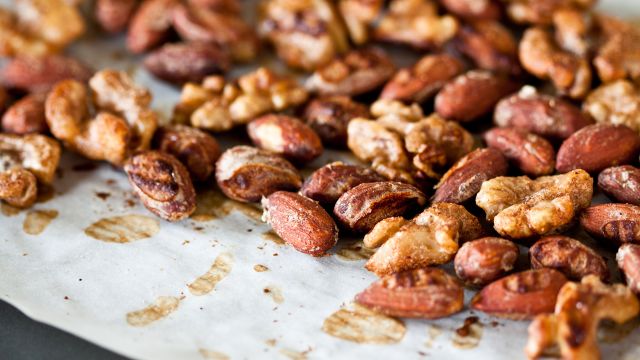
(1, 1), (640, 359)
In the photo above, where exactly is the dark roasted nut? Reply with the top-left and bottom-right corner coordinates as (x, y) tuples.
(302, 96), (369, 148)
(433, 148), (508, 204)
(470, 268), (568, 320)
(434, 70), (518, 122)
(454, 237), (519, 286)
(373, 0), (458, 49)
(215, 145), (302, 203)
(598, 165), (640, 205)
(504, 0), (595, 25)
(262, 191), (338, 256)
(333, 181), (426, 233)
(300, 162), (385, 206)
(0, 168), (38, 208)
(594, 15), (640, 83)
(494, 86), (594, 139)
(0, 87), (7, 113)
(355, 268), (464, 318)
(484, 127), (555, 177)
(305, 47), (395, 96)
(247, 114), (323, 164)
(556, 124), (640, 173)
(144, 42), (230, 84)
(95, 0), (138, 33)
(1, 94), (48, 134)
(153, 124), (220, 182)
(124, 150), (196, 221)
(0, 55), (92, 94)
(529, 235), (608, 281)
(580, 204), (640, 245)
(438, 0), (501, 20)
(617, 244), (640, 294)
(379, 54), (464, 103)
(456, 20), (520, 75)
(126, 0), (177, 54)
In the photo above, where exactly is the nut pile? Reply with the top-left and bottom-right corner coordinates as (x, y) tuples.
(2, 0), (640, 358)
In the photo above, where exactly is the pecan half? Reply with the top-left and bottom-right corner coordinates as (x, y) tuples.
(302, 96), (370, 148)
(529, 235), (608, 281)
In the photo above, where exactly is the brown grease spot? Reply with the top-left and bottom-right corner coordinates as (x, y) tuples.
(322, 304), (406, 344)
(188, 252), (233, 296)
(198, 349), (229, 360)
(280, 348), (311, 360)
(23, 209), (58, 235)
(254, 264), (269, 272)
(451, 316), (483, 349)
(84, 215), (159, 243)
(262, 230), (285, 245)
(263, 285), (284, 304)
(1, 203), (21, 216)
(265, 338), (277, 347)
(126, 296), (180, 327)
(191, 190), (262, 222)
(95, 192), (111, 200)
(336, 241), (375, 261)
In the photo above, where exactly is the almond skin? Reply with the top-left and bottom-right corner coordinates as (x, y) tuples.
(1, 94), (48, 134)
(262, 191), (338, 256)
(433, 148), (508, 204)
(556, 124), (640, 173)
(484, 127), (555, 176)
(470, 268), (568, 320)
(580, 203), (640, 245)
(454, 237), (519, 286)
(0, 55), (92, 93)
(617, 244), (640, 294)
(333, 181), (427, 233)
(144, 42), (230, 84)
(598, 165), (640, 205)
(355, 268), (464, 318)
(302, 96), (370, 148)
(126, 0), (177, 53)
(529, 236), (609, 281)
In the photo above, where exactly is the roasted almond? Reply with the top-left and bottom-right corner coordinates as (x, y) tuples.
(302, 96), (370, 148)
(262, 191), (338, 256)
(598, 165), (640, 205)
(126, 0), (177, 53)
(470, 268), (568, 320)
(580, 203), (640, 245)
(355, 268), (463, 318)
(1, 94), (48, 134)
(144, 42), (230, 84)
(617, 244), (640, 294)
(529, 235), (609, 281)
(484, 127), (555, 176)
(454, 237), (519, 286)
(0, 55), (92, 93)
(556, 124), (640, 173)
(333, 181), (426, 233)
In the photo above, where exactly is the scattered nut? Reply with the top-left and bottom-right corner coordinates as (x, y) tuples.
(124, 151), (196, 221)
(433, 148), (508, 204)
(580, 203), (640, 245)
(15, 0), (85, 48)
(0, 168), (37, 208)
(476, 170), (593, 239)
(365, 203), (482, 276)
(598, 165), (640, 205)
(1, 94), (48, 134)
(553, 8), (592, 57)
(95, 0), (138, 34)
(153, 124), (221, 182)
(355, 268), (464, 318)
(593, 14), (640, 83)
(484, 127), (556, 177)
(379, 54), (464, 103)
(262, 191), (338, 256)
(494, 86), (594, 139)
(143, 42), (230, 84)
(456, 20), (520, 75)
(438, 0), (501, 20)
(525, 275), (639, 360)
(300, 162), (385, 207)
(454, 237), (519, 286)
(0, 55), (92, 94)
(583, 80), (640, 134)
(333, 181), (426, 233)
(470, 268), (568, 320)
(504, 0), (595, 25)
(556, 124), (640, 173)
(247, 114), (323, 164)
(0, 7), (53, 57)
(530, 235), (608, 281)
(126, 0), (177, 54)
(0, 133), (61, 184)
(616, 244), (640, 294)
(215, 146), (302, 203)
(306, 47), (395, 96)
(302, 96), (370, 148)
(338, 0), (383, 45)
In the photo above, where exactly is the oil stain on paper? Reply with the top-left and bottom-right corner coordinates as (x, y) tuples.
(84, 215), (159, 243)
(126, 296), (181, 327)
(322, 304), (406, 344)
(263, 285), (284, 304)
(191, 190), (262, 223)
(188, 252), (234, 296)
(23, 209), (58, 235)
(451, 316), (483, 349)
(336, 241), (375, 261)
(198, 349), (229, 360)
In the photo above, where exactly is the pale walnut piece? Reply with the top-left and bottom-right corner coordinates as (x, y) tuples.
(456, 20), (521, 75)
(503, 0), (595, 25)
(215, 145), (302, 203)
(338, 0), (383, 45)
(470, 269), (568, 320)
(173, 69), (308, 132)
(379, 54), (464, 104)
(616, 244), (640, 294)
(153, 125), (221, 182)
(124, 151), (196, 222)
(1, 94), (48, 135)
(525, 276), (639, 360)
(593, 15), (640, 83)
(0, 168), (37, 208)
(144, 42), (230, 85)
(484, 127), (556, 177)
(373, 0), (459, 50)
(519, 27), (591, 99)
(0, 133), (61, 185)
(598, 165), (640, 205)
(365, 203), (482, 276)
(476, 170), (593, 239)
(302, 96), (370, 148)
(553, 8), (592, 58)
(306, 47), (395, 97)
(0, 8), (53, 57)
(454, 237), (519, 286)
(494, 86), (593, 140)
(580, 203), (640, 245)
(45, 70), (158, 166)
(258, 0), (349, 70)
(583, 80), (640, 134)
(438, 0), (501, 20)
(333, 181), (426, 234)
(300, 162), (385, 206)
(529, 236), (608, 281)
(0, 55), (93, 94)
(356, 268), (464, 318)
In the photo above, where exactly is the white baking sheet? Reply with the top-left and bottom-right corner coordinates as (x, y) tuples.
(1, 1), (640, 359)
